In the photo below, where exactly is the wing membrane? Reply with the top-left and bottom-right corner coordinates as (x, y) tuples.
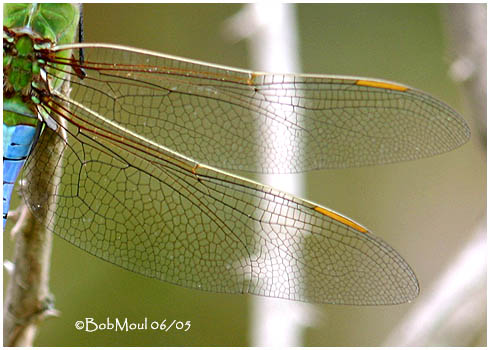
(46, 43), (470, 174)
(23, 101), (418, 304)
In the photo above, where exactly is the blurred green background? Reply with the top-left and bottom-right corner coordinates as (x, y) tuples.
(3, 3), (485, 346)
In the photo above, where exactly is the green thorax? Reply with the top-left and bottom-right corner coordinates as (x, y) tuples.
(3, 3), (80, 127)
(4, 32), (41, 127)
(4, 34), (40, 93)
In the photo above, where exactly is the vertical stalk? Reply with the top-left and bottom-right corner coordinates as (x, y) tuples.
(3, 57), (70, 349)
(224, 3), (313, 346)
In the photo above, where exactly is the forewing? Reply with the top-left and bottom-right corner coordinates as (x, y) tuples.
(47, 44), (470, 174)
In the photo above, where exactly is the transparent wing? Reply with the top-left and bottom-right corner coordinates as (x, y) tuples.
(46, 43), (470, 174)
(23, 106), (418, 304)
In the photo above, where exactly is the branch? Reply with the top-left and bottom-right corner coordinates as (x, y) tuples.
(3, 71), (70, 348)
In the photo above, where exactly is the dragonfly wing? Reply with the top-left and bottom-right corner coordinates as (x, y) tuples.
(48, 44), (470, 173)
(22, 115), (418, 305)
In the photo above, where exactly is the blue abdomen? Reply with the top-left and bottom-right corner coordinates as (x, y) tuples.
(3, 124), (38, 227)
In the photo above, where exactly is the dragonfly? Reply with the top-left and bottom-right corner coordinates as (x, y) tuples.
(3, 3), (470, 306)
